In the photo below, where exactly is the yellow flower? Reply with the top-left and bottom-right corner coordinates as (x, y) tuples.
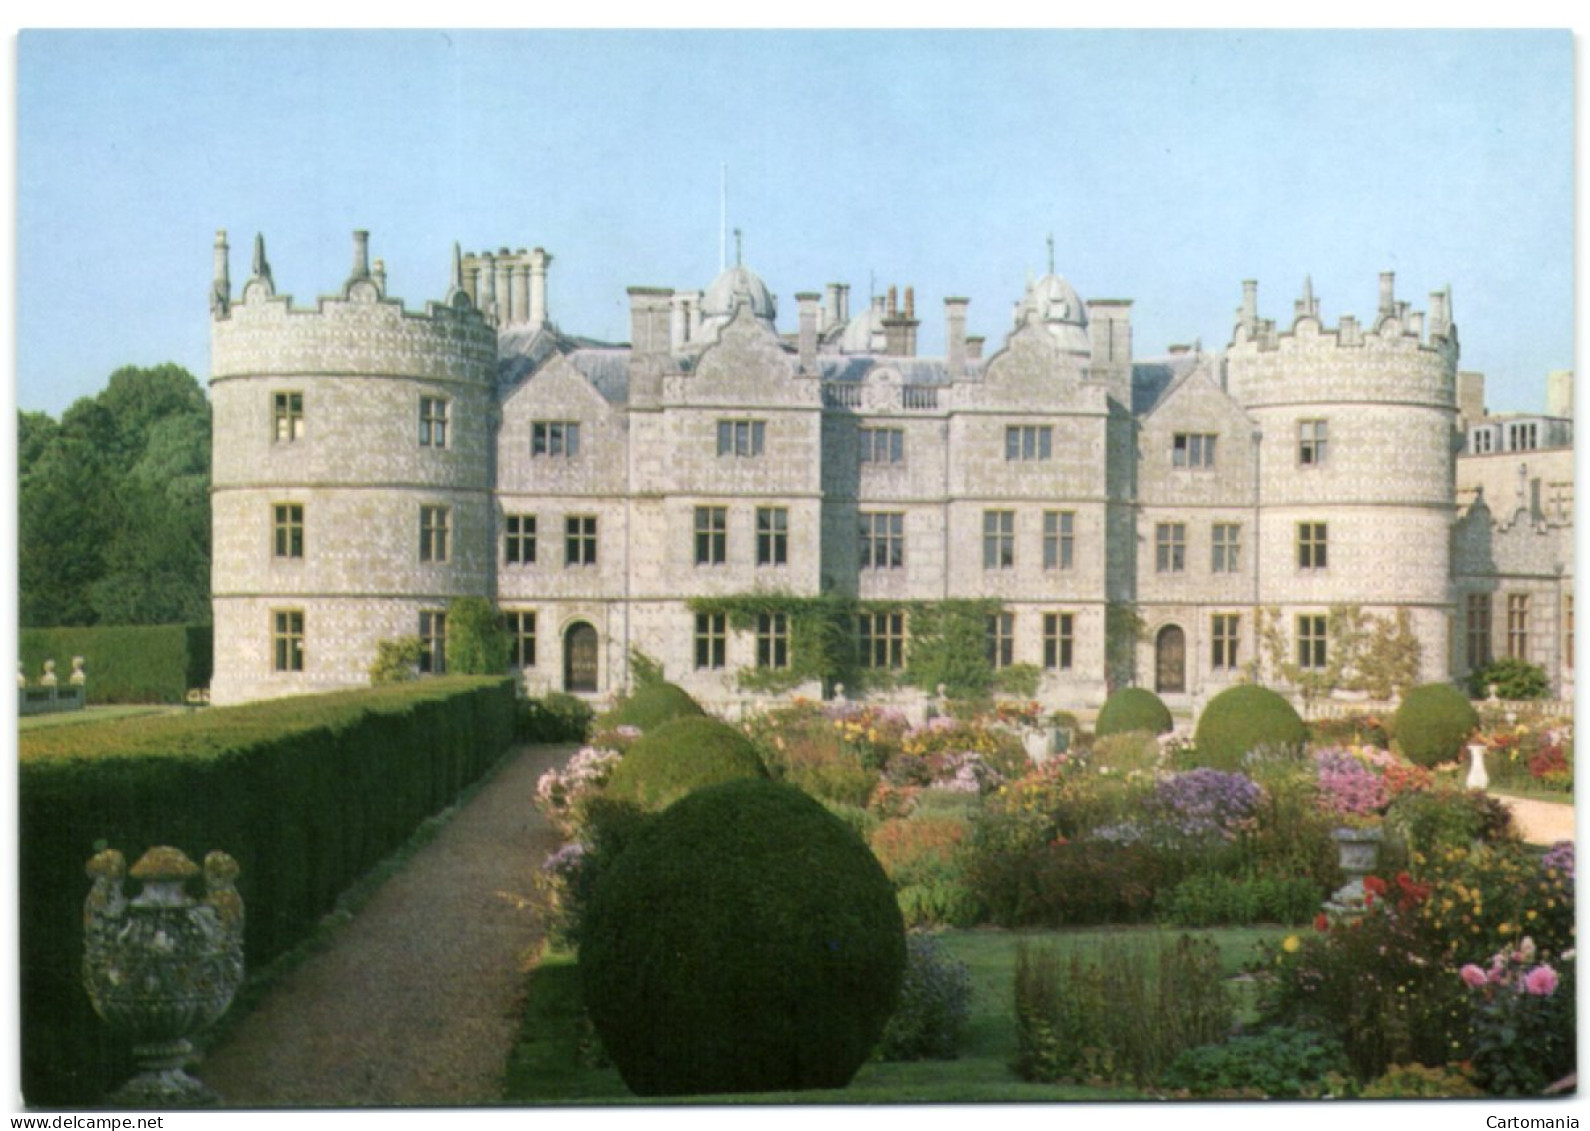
(1282, 935), (1301, 954)
(1527, 910), (1539, 921)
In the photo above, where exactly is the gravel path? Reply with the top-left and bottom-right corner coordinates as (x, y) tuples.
(196, 743), (571, 1107)
(1497, 793), (1576, 846)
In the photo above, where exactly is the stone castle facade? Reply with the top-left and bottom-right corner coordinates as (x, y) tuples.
(207, 229), (1573, 708)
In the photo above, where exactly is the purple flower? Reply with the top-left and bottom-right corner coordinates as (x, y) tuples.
(1543, 841), (1575, 882)
(1147, 769), (1261, 843)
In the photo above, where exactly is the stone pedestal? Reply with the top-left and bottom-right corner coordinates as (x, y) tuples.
(1325, 825), (1383, 917)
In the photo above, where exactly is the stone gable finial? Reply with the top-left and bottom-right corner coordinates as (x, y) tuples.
(251, 233), (272, 284)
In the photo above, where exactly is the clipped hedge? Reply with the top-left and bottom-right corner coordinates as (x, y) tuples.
(597, 681), (705, 732)
(580, 779), (906, 1095)
(1095, 687), (1174, 738)
(18, 676), (516, 1105)
(1394, 683), (1482, 768)
(604, 715), (768, 810)
(19, 624), (212, 704)
(1192, 684), (1307, 770)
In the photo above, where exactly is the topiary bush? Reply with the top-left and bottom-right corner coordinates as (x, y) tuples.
(603, 715), (768, 810)
(1192, 684), (1307, 771)
(579, 778), (907, 1096)
(597, 680), (705, 732)
(1095, 687), (1174, 738)
(1393, 683), (1481, 768)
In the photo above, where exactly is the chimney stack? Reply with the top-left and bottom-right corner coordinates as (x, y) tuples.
(966, 336), (985, 361)
(529, 248), (552, 327)
(509, 259), (528, 324)
(881, 283), (919, 357)
(1379, 271), (1396, 318)
(796, 293), (820, 373)
(823, 283), (844, 332)
(944, 297), (969, 377)
(350, 230), (371, 280)
(628, 287), (674, 355)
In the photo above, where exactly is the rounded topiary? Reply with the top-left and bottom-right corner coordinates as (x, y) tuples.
(599, 680), (705, 732)
(603, 714), (768, 810)
(1095, 687), (1174, 738)
(1192, 684), (1307, 770)
(580, 778), (907, 1096)
(1393, 683), (1481, 768)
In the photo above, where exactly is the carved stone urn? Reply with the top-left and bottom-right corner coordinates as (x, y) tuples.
(1325, 825), (1384, 917)
(1466, 742), (1491, 791)
(82, 846), (245, 1106)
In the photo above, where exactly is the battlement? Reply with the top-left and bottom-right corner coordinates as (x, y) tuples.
(210, 231), (497, 384)
(1228, 272), (1458, 360)
(1225, 273), (1459, 410)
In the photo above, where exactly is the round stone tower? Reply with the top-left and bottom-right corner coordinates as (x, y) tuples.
(1225, 272), (1460, 683)
(208, 231), (497, 704)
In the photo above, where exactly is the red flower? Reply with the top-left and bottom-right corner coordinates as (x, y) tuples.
(1364, 875), (1388, 898)
(1314, 913), (1330, 932)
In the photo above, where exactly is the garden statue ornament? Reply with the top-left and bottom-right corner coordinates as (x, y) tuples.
(70, 656), (87, 685)
(40, 659), (57, 687)
(82, 846), (245, 1106)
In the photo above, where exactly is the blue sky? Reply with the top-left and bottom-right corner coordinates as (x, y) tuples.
(12, 29), (1577, 417)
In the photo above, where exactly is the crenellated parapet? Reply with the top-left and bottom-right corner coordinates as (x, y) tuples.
(1226, 273), (1459, 410)
(211, 231), (497, 386)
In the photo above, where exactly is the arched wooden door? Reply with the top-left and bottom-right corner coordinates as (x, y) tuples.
(1155, 625), (1186, 694)
(563, 622), (599, 693)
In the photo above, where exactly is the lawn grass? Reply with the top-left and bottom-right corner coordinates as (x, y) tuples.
(502, 923), (1293, 1105)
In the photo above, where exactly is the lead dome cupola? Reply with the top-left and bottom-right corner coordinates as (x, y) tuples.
(701, 264), (777, 323)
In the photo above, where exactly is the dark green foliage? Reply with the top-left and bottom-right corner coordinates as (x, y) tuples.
(579, 779), (906, 1096)
(1013, 934), (1231, 1086)
(904, 599), (1003, 700)
(17, 677), (516, 1105)
(1095, 687), (1174, 738)
(18, 625), (212, 703)
(445, 597), (511, 675)
(604, 715), (768, 810)
(1158, 873), (1325, 927)
(875, 933), (973, 1061)
(19, 366), (211, 628)
(598, 680), (705, 732)
(1192, 684), (1307, 770)
(369, 636), (424, 684)
(519, 692), (595, 744)
(1161, 1027), (1350, 1098)
(969, 841), (1177, 928)
(1467, 656), (1551, 701)
(1386, 787), (1516, 856)
(1393, 683), (1481, 768)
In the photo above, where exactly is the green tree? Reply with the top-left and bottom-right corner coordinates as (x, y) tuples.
(446, 597), (510, 674)
(18, 365), (211, 627)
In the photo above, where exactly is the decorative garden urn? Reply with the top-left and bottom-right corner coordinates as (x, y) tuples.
(82, 847), (245, 1106)
(1325, 825), (1384, 917)
(1466, 742), (1490, 791)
